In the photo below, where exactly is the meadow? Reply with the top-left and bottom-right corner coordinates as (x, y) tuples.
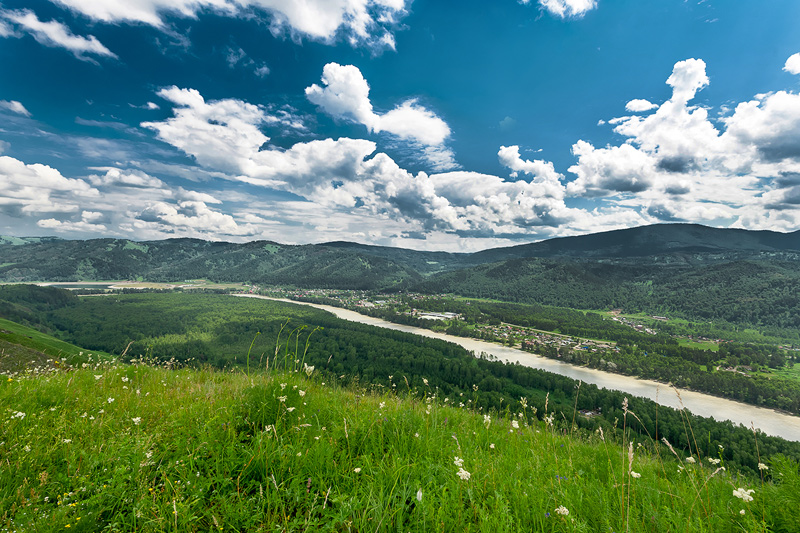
(3, 352), (800, 532)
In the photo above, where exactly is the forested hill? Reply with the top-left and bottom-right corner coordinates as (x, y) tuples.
(469, 223), (800, 262)
(3, 224), (800, 329)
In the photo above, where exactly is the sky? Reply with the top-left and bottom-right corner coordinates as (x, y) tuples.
(1, 0), (800, 252)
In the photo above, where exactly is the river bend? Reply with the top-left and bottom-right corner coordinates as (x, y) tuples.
(236, 294), (800, 442)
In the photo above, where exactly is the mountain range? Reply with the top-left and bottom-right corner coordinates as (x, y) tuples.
(2, 223), (800, 330)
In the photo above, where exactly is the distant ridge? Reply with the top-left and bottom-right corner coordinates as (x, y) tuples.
(469, 223), (800, 262)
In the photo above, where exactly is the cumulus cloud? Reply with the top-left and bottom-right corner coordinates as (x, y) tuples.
(38, 211), (108, 233)
(49, 0), (408, 49)
(784, 53), (800, 75)
(534, 0), (597, 18)
(0, 100), (31, 117)
(306, 63), (455, 169)
(0, 155), (98, 215)
(0, 9), (117, 62)
(625, 99), (658, 113)
(566, 57), (800, 231)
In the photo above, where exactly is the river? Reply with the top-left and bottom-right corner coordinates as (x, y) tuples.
(236, 294), (800, 442)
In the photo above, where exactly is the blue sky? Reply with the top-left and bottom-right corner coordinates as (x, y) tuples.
(1, 0), (800, 251)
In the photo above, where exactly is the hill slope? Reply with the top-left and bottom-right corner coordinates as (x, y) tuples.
(3, 363), (799, 532)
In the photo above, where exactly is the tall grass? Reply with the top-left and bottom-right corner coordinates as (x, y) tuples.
(1, 356), (799, 532)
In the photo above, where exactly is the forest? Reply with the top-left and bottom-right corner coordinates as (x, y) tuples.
(1, 284), (798, 476)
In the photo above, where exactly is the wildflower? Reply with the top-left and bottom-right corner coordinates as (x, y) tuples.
(423, 378), (429, 386)
(555, 505), (569, 516)
(708, 458), (720, 465)
(121, 377), (129, 382)
(685, 457), (696, 464)
(758, 463), (769, 471)
(453, 456), (464, 467)
(511, 420), (519, 429)
(304, 364), (314, 376)
(299, 390), (306, 397)
(63, 439), (72, 444)
(277, 396), (287, 403)
(456, 468), (471, 481)
(94, 375), (102, 380)
(287, 407), (296, 412)
(490, 443), (495, 449)
(379, 402), (385, 409)
(414, 432), (420, 438)
(107, 397), (115, 404)
(733, 488), (754, 502)
(353, 468), (361, 473)
(11, 411), (25, 420)
(416, 489), (422, 502)
(740, 509), (746, 515)
(280, 383), (287, 390)
(630, 471), (641, 478)
(132, 417), (141, 425)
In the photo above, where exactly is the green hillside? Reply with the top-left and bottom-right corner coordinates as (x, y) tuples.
(3, 362), (799, 532)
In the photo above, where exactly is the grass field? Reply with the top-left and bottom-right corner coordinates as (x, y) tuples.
(2, 359), (798, 532)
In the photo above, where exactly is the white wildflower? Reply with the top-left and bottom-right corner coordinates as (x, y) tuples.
(278, 396), (287, 403)
(379, 402), (386, 409)
(490, 443), (495, 449)
(280, 383), (287, 390)
(94, 375), (102, 380)
(456, 468), (471, 481)
(423, 378), (429, 386)
(107, 397), (115, 404)
(299, 390), (306, 397)
(555, 505), (569, 516)
(511, 420), (519, 429)
(121, 377), (129, 382)
(685, 457), (696, 464)
(740, 509), (746, 515)
(708, 458), (720, 465)
(287, 407), (296, 412)
(303, 364), (314, 376)
(453, 456), (464, 467)
(132, 417), (142, 425)
(758, 463), (769, 471)
(733, 488), (754, 502)
(630, 471), (641, 478)
(416, 489), (422, 502)
(353, 468), (361, 473)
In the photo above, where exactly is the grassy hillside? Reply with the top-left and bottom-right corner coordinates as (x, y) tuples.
(3, 359), (800, 532)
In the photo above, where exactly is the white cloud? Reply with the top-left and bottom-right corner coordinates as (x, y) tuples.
(536, 0), (597, 18)
(49, 0), (408, 49)
(135, 200), (253, 236)
(140, 86), (601, 239)
(666, 58), (709, 104)
(0, 100), (31, 117)
(142, 87), (270, 174)
(306, 63), (455, 169)
(625, 99), (658, 113)
(0, 155), (98, 215)
(784, 53), (800, 75)
(38, 211), (108, 233)
(565, 57), (800, 231)
(1, 9), (117, 62)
